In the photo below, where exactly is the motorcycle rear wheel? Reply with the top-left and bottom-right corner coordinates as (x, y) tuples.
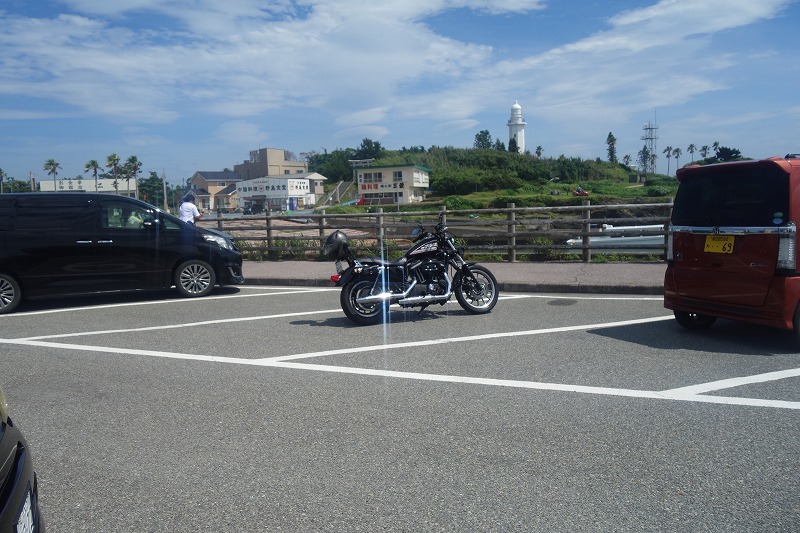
(455, 265), (499, 314)
(341, 279), (387, 325)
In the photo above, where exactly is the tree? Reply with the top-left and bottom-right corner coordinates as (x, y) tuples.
(354, 138), (385, 161)
(700, 145), (710, 159)
(493, 138), (506, 151)
(606, 132), (618, 163)
(712, 141), (720, 156)
(123, 155), (142, 198)
(0, 168), (5, 194)
(687, 144), (696, 163)
(138, 171), (167, 205)
(716, 146), (742, 162)
(84, 159), (101, 192)
(473, 130), (492, 149)
(307, 148), (356, 183)
(106, 153), (121, 193)
(637, 145), (651, 174)
(663, 146), (673, 175)
(508, 138), (519, 153)
(535, 146), (543, 158)
(43, 159), (61, 190)
(622, 154), (632, 167)
(672, 147), (682, 170)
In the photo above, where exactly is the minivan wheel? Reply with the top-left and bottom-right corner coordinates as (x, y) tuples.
(674, 310), (717, 330)
(175, 260), (216, 297)
(0, 274), (22, 314)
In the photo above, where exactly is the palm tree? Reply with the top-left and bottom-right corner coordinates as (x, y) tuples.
(535, 146), (543, 158)
(700, 145), (710, 159)
(712, 141), (720, 157)
(123, 155), (142, 198)
(43, 159), (61, 191)
(672, 147), (682, 171)
(84, 159), (100, 192)
(687, 144), (696, 163)
(106, 153), (120, 193)
(663, 146), (673, 175)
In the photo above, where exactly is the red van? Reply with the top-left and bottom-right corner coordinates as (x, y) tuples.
(664, 154), (800, 335)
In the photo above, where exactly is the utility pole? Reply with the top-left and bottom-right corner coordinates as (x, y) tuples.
(161, 170), (168, 211)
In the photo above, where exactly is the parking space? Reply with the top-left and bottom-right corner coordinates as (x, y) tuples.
(4, 287), (799, 410)
(1, 286), (799, 531)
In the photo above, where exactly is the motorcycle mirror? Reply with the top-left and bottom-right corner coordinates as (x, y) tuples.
(411, 226), (422, 236)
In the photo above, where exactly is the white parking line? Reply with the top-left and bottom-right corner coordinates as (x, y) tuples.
(0, 287), (334, 317)
(2, 315), (798, 410)
(260, 316), (675, 362)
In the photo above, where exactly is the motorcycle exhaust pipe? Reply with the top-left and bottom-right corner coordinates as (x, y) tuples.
(355, 280), (417, 304)
(397, 276), (453, 306)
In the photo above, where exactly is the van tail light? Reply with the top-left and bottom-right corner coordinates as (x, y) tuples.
(777, 222), (796, 271)
(667, 224), (674, 262)
(666, 224), (674, 262)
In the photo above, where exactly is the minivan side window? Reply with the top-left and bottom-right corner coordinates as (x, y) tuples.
(672, 165), (789, 227)
(16, 205), (90, 230)
(101, 204), (154, 230)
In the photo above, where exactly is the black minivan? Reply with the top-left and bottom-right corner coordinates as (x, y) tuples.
(0, 193), (244, 313)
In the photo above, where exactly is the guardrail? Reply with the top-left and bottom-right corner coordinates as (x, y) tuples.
(198, 200), (673, 263)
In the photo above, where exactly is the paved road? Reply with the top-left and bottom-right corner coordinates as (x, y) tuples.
(1, 285), (798, 531)
(242, 259), (667, 294)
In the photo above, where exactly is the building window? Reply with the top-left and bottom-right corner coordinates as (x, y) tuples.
(393, 171), (403, 181)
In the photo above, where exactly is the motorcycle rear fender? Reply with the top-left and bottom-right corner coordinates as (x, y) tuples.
(337, 264), (380, 286)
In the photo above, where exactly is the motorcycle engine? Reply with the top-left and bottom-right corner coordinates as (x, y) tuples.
(412, 259), (447, 295)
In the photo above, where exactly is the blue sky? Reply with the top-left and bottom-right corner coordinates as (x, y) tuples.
(0, 0), (797, 185)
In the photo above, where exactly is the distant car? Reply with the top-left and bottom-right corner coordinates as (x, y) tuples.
(243, 205), (263, 215)
(0, 385), (43, 532)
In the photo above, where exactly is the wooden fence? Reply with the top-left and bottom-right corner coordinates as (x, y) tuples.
(197, 201), (674, 263)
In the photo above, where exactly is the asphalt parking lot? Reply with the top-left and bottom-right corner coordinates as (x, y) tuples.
(1, 286), (799, 531)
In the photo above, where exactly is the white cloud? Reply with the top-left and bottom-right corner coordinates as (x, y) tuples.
(0, 0), (795, 177)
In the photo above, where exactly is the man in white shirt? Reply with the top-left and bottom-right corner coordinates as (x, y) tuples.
(179, 194), (204, 225)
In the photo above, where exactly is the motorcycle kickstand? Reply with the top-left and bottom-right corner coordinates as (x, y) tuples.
(416, 305), (429, 316)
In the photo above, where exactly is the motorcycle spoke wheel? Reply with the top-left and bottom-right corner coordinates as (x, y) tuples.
(341, 279), (386, 325)
(455, 266), (498, 314)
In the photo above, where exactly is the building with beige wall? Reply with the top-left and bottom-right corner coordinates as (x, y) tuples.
(187, 170), (241, 211)
(356, 164), (430, 205)
(234, 148), (307, 180)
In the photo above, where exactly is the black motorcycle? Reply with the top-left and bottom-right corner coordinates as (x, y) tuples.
(324, 213), (499, 325)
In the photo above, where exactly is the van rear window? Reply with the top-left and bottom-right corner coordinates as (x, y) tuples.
(671, 164), (789, 227)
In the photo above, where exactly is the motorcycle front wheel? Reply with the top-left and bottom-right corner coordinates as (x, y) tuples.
(455, 265), (499, 314)
(341, 279), (387, 325)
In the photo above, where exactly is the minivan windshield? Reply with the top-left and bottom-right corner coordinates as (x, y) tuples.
(672, 163), (789, 227)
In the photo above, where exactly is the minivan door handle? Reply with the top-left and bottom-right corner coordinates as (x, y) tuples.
(97, 240), (114, 244)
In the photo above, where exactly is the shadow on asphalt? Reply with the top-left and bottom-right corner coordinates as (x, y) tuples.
(290, 308), (472, 328)
(12, 286), (243, 313)
(591, 319), (800, 356)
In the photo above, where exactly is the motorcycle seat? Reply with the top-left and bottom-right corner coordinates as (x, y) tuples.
(359, 256), (408, 267)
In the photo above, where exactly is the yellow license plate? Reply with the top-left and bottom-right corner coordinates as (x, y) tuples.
(704, 235), (734, 254)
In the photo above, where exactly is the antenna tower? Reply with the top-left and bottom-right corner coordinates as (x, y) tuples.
(641, 118), (659, 174)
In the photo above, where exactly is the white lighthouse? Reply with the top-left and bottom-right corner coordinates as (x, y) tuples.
(507, 100), (526, 153)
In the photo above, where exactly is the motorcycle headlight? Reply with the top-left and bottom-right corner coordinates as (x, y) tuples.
(203, 234), (234, 251)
